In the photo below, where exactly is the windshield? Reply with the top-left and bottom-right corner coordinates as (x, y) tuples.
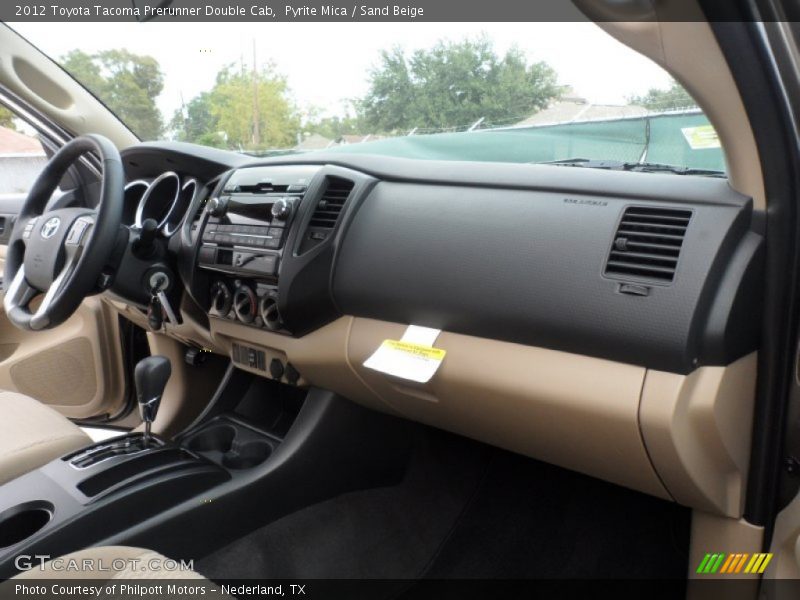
(10, 22), (725, 174)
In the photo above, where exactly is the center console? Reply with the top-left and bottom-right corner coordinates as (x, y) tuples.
(186, 164), (372, 349)
(0, 355), (411, 576)
(196, 166), (319, 334)
(181, 164), (373, 382)
(0, 356), (305, 577)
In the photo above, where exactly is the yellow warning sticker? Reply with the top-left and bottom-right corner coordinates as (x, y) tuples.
(681, 125), (721, 150)
(364, 339), (446, 383)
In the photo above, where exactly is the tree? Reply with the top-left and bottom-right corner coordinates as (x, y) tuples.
(169, 92), (225, 148)
(171, 63), (300, 151)
(62, 49), (164, 140)
(358, 37), (561, 133)
(0, 106), (15, 130)
(303, 110), (363, 140)
(628, 80), (697, 112)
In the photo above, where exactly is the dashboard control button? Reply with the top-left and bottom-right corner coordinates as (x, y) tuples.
(210, 281), (232, 316)
(259, 295), (283, 331)
(199, 246), (216, 264)
(284, 363), (300, 385)
(208, 197), (228, 217)
(269, 358), (284, 380)
(232, 285), (257, 324)
(271, 198), (292, 221)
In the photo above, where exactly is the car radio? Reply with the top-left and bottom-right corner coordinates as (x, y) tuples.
(197, 195), (296, 275)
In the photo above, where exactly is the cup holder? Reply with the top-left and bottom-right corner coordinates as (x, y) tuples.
(186, 424), (236, 453)
(222, 440), (272, 470)
(184, 420), (272, 470)
(0, 501), (54, 548)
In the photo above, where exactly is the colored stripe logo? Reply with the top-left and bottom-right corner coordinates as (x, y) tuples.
(696, 553), (773, 575)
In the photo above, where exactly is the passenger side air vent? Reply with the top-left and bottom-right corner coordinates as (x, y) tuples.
(309, 177), (354, 229)
(605, 206), (692, 283)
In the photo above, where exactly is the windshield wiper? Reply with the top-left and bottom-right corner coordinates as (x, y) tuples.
(538, 158), (726, 178)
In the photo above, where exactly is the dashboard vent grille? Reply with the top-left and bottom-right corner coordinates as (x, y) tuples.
(309, 177), (354, 229)
(605, 206), (692, 283)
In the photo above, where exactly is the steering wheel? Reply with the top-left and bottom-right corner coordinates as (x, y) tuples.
(3, 134), (123, 331)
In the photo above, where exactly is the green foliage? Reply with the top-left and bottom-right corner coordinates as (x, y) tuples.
(628, 80), (697, 112)
(358, 37), (561, 133)
(169, 92), (220, 146)
(0, 105), (16, 130)
(62, 49), (164, 140)
(172, 64), (300, 151)
(303, 111), (362, 141)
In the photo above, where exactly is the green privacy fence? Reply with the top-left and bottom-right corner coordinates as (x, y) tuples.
(321, 111), (726, 173)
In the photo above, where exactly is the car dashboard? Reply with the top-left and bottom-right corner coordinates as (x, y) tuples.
(113, 141), (763, 519)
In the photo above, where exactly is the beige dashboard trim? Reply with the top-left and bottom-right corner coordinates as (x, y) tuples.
(640, 352), (757, 519)
(346, 318), (671, 499)
(209, 315), (394, 415)
(0, 26), (138, 149)
(173, 313), (759, 515)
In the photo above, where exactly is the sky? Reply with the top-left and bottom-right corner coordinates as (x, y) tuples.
(11, 22), (674, 123)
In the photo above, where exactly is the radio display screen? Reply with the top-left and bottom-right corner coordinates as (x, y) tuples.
(221, 197), (277, 226)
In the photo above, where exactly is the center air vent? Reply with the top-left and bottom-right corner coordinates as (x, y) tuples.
(309, 177), (354, 229)
(605, 206), (692, 283)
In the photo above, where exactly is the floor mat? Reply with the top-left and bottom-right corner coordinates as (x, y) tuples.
(197, 430), (490, 580)
(424, 451), (690, 579)
(197, 429), (689, 581)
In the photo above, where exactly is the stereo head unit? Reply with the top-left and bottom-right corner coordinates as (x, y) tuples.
(197, 165), (320, 278)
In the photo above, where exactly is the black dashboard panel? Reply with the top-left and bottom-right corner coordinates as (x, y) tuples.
(121, 141), (251, 182)
(330, 175), (759, 374)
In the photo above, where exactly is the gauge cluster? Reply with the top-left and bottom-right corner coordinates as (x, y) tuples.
(122, 171), (198, 236)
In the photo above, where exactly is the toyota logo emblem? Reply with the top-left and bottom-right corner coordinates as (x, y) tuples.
(41, 217), (60, 239)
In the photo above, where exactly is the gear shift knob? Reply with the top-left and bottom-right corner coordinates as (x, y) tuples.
(134, 356), (171, 444)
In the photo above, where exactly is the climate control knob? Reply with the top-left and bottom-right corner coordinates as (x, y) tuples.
(207, 196), (228, 217)
(210, 281), (232, 316)
(270, 198), (292, 221)
(232, 285), (257, 324)
(259, 294), (283, 331)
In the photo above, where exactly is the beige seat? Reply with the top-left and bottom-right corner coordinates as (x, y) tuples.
(0, 390), (91, 486)
(10, 546), (221, 589)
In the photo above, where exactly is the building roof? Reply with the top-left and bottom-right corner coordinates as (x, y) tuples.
(0, 126), (43, 156)
(516, 96), (649, 128)
(294, 133), (333, 151)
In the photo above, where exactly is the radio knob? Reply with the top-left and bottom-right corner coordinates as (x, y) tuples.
(210, 281), (232, 316)
(232, 285), (257, 324)
(271, 198), (292, 221)
(259, 294), (283, 331)
(208, 196), (228, 217)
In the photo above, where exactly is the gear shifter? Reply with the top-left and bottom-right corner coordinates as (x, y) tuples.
(134, 356), (171, 445)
